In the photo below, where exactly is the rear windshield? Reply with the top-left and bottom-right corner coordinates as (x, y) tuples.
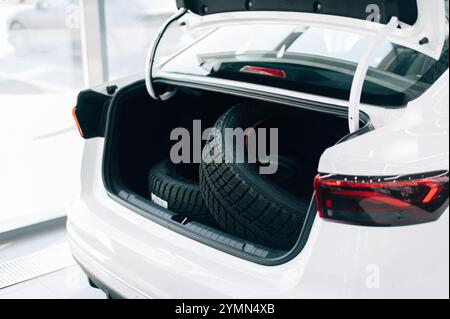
(160, 24), (449, 107)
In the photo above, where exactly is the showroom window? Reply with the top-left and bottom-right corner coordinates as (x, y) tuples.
(103, 0), (176, 80)
(0, 0), (175, 233)
(0, 0), (84, 232)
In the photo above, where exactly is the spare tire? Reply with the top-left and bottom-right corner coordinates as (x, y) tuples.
(200, 103), (311, 250)
(149, 159), (217, 227)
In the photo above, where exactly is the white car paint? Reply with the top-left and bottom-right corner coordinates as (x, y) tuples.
(67, 1), (449, 298)
(320, 70), (450, 176)
(66, 134), (448, 298)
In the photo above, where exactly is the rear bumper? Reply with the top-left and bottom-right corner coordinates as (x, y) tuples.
(68, 139), (449, 299)
(67, 192), (449, 299)
(68, 230), (147, 299)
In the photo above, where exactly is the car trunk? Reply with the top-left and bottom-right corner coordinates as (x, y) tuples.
(102, 80), (364, 263)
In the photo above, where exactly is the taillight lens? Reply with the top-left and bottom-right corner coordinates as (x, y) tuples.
(314, 171), (449, 226)
(72, 107), (84, 138)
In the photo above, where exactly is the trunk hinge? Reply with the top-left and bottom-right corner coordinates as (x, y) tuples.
(348, 17), (399, 133)
(146, 8), (188, 101)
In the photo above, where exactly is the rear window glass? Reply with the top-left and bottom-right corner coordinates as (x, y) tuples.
(160, 24), (449, 107)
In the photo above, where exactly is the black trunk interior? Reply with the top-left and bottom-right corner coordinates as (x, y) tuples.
(103, 81), (350, 260)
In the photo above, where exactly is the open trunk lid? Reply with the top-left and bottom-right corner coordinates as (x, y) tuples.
(176, 0), (447, 60)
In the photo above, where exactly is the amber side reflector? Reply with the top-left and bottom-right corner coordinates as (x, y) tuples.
(72, 107), (84, 138)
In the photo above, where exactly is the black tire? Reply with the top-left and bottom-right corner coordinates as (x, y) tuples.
(149, 159), (217, 227)
(200, 103), (311, 251)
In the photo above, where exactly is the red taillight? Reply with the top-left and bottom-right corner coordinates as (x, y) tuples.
(314, 172), (449, 226)
(72, 107), (84, 138)
(240, 66), (287, 79)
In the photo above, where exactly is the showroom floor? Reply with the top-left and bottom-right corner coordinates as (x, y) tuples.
(0, 218), (105, 299)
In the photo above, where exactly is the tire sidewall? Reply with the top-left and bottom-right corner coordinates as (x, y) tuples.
(218, 104), (312, 212)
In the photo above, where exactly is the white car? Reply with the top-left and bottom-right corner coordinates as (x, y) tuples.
(68, 0), (449, 299)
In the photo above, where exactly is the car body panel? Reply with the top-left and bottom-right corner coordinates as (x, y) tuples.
(319, 70), (449, 176)
(67, 136), (449, 298)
